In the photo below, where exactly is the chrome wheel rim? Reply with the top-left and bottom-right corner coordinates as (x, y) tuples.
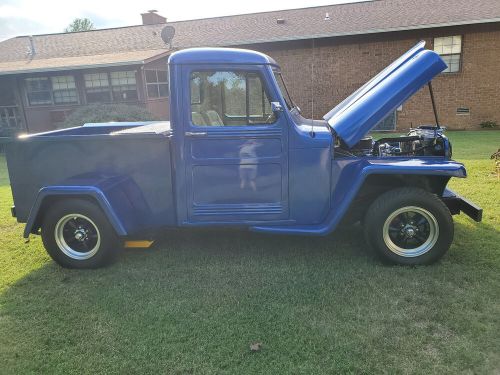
(54, 214), (100, 260)
(382, 206), (439, 257)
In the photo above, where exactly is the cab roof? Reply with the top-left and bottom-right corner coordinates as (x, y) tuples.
(168, 47), (278, 65)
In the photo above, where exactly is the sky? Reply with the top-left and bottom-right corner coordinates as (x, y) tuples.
(0, 0), (366, 41)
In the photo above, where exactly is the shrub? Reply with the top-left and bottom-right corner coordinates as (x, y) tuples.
(479, 121), (498, 129)
(62, 104), (158, 128)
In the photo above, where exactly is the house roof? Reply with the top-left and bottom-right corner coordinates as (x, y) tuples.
(0, 49), (169, 75)
(1, 0), (499, 75)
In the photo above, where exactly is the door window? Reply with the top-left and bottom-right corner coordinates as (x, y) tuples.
(190, 71), (275, 126)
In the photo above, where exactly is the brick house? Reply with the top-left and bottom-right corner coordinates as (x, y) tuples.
(0, 0), (499, 135)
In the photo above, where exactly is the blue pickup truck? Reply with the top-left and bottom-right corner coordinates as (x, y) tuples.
(5, 41), (482, 268)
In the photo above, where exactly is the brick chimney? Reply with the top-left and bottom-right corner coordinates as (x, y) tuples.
(141, 10), (167, 25)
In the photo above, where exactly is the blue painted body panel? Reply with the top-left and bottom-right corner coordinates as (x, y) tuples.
(5, 124), (176, 238)
(25, 183), (127, 238)
(324, 41), (447, 147)
(180, 63), (290, 223)
(252, 158), (466, 235)
(168, 47), (278, 66)
(5, 44), (477, 240)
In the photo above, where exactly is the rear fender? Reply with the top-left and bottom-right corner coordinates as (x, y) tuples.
(23, 174), (152, 238)
(24, 186), (127, 238)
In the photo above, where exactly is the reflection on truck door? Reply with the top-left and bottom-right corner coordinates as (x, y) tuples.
(183, 67), (289, 223)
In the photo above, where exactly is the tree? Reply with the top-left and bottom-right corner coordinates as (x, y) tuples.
(64, 18), (95, 33)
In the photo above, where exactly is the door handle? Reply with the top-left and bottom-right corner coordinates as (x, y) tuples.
(185, 131), (207, 137)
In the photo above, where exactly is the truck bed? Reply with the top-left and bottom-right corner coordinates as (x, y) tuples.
(6, 122), (176, 232)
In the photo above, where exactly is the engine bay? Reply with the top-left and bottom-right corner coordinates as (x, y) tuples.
(335, 126), (451, 159)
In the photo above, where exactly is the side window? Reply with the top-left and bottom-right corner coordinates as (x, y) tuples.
(190, 70), (275, 126)
(223, 72), (246, 118)
(248, 74), (272, 118)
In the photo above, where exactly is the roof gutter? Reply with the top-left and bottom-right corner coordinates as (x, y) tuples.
(0, 61), (143, 76)
(0, 51), (171, 76)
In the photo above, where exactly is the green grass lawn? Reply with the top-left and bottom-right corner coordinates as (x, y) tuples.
(0, 131), (499, 374)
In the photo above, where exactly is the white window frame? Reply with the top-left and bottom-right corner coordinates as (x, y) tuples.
(51, 76), (78, 104)
(434, 35), (462, 73)
(84, 71), (138, 103)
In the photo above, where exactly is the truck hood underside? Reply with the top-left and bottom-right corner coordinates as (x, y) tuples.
(323, 41), (447, 148)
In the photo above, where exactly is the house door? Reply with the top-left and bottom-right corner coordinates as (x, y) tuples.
(183, 67), (289, 223)
(0, 78), (24, 137)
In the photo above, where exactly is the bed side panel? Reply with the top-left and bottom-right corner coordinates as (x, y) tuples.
(6, 135), (175, 228)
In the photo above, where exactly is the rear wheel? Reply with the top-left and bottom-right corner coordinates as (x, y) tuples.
(364, 187), (454, 265)
(41, 199), (118, 268)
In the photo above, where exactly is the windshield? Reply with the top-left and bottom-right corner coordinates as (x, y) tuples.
(273, 70), (295, 110)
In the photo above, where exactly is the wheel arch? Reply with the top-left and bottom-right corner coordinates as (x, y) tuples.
(359, 173), (451, 198)
(344, 173), (452, 224)
(24, 187), (127, 238)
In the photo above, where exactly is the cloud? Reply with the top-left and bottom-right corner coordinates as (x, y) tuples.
(0, 17), (46, 40)
(0, 0), (366, 41)
(0, 0), (166, 39)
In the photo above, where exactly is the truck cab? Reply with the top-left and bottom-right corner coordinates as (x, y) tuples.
(169, 48), (333, 227)
(5, 42), (482, 268)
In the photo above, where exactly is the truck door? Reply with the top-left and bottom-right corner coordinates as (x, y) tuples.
(182, 65), (289, 223)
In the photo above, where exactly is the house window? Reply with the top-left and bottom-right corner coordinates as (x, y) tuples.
(434, 36), (462, 73)
(84, 73), (111, 103)
(51, 76), (78, 104)
(373, 111), (397, 131)
(25, 76), (78, 106)
(25, 77), (51, 105)
(110, 71), (138, 101)
(26, 77), (51, 105)
(84, 71), (138, 103)
(0, 106), (22, 129)
(145, 70), (168, 98)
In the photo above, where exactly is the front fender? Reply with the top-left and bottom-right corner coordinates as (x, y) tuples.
(330, 158), (466, 210)
(252, 157), (466, 235)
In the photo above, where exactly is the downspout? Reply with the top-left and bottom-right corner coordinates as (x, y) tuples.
(309, 38), (316, 138)
(27, 36), (36, 61)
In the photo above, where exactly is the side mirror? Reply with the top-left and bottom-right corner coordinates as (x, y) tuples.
(271, 102), (284, 114)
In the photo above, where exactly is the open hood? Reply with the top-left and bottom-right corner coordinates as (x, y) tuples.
(324, 41), (447, 148)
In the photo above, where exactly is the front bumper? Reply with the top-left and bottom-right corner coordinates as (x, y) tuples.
(442, 188), (482, 222)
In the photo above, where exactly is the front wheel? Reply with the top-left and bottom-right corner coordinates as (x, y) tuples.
(364, 188), (454, 265)
(41, 199), (119, 268)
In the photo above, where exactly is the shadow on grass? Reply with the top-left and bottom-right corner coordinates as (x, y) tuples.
(1, 222), (499, 373)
